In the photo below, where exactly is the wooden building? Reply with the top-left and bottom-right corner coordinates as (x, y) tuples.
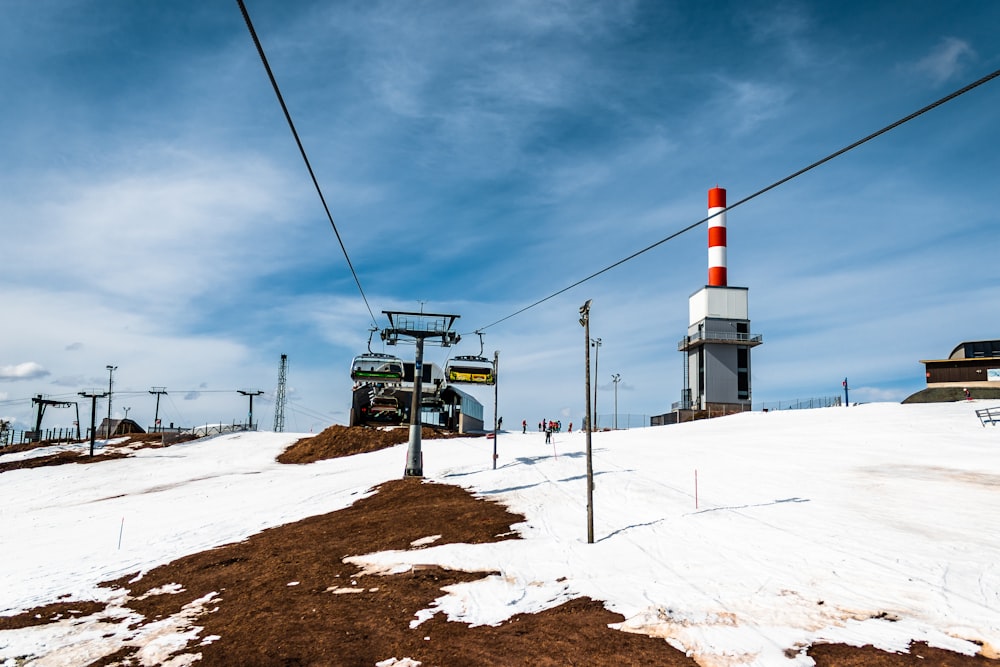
(920, 340), (1000, 387)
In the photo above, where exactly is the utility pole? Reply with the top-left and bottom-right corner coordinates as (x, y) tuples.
(579, 300), (594, 544)
(492, 349), (499, 470)
(590, 337), (601, 429)
(238, 390), (264, 430)
(382, 310), (460, 478)
(273, 354), (288, 432)
(106, 365), (117, 438)
(149, 387), (167, 432)
(79, 391), (108, 456)
(612, 373), (621, 430)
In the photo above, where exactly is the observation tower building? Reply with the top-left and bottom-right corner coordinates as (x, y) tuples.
(675, 187), (762, 417)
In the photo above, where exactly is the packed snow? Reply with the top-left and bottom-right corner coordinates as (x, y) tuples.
(1, 401), (998, 666)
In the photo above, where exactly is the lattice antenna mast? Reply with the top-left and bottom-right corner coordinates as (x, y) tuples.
(273, 354), (288, 432)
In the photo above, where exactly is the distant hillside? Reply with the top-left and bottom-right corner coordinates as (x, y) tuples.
(902, 385), (1000, 403)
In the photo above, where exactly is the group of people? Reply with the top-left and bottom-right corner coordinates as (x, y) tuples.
(517, 418), (575, 443)
(539, 419), (567, 433)
(538, 419), (573, 443)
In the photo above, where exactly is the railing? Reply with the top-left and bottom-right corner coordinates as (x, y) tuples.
(677, 331), (763, 350)
(183, 422), (257, 437)
(592, 414), (651, 430)
(1, 428), (82, 447)
(664, 395), (842, 417)
(975, 407), (1000, 427)
(756, 396), (842, 411)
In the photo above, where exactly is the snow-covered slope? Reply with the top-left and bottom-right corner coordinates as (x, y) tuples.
(2, 401), (998, 666)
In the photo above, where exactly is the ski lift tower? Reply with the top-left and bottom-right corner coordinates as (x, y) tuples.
(381, 310), (460, 477)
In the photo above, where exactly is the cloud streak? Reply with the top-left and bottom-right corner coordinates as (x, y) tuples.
(914, 37), (975, 84)
(0, 362), (50, 381)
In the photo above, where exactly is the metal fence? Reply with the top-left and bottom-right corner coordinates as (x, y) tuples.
(1, 422), (258, 448)
(1, 428), (81, 447)
(592, 414), (651, 430)
(597, 399), (841, 430)
(755, 396), (842, 412)
(182, 422), (257, 437)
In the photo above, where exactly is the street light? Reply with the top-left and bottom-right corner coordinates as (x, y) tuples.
(106, 365), (117, 438)
(590, 337), (601, 429)
(612, 373), (621, 430)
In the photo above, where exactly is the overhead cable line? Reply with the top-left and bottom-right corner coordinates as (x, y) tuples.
(476, 66), (1000, 332)
(236, 0), (379, 327)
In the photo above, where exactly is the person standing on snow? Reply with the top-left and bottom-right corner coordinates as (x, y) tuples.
(522, 419), (527, 434)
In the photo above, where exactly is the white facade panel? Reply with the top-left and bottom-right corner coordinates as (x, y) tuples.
(688, 286), (748, 325)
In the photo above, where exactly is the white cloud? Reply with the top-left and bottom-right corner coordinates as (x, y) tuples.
(914, 37), (975, 85)
(726, 79), (793, 134)
(0, 362), (50, 381)
(738, 4), (816, 68)
(0, 146), (308, 317)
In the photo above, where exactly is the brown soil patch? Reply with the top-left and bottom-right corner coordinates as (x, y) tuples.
(0, 600), (107, 631)
(0, 448), (130, 473)
(80, 477), (697, 666)
(278, 424), (464, 464)
(810, 642), (997, 665)
(0, 432), (200, 473)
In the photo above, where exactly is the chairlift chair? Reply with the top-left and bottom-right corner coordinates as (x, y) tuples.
(445, 355), (496, 385)
(350, 352), (404, 383)
(351, 327), (404, 383)
(444, 330), (496, 386)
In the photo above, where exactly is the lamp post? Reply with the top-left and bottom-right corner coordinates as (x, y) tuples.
(590, 337), (601, 429)
(580, 300), (594, 544)
(105, 365), (117, 438)
(612, 373), (621, 430)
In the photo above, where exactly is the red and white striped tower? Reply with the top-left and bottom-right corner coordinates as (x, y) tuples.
(707, 187), (727, 286)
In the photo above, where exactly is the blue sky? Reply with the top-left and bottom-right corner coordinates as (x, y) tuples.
(2, 1), (998, 432)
